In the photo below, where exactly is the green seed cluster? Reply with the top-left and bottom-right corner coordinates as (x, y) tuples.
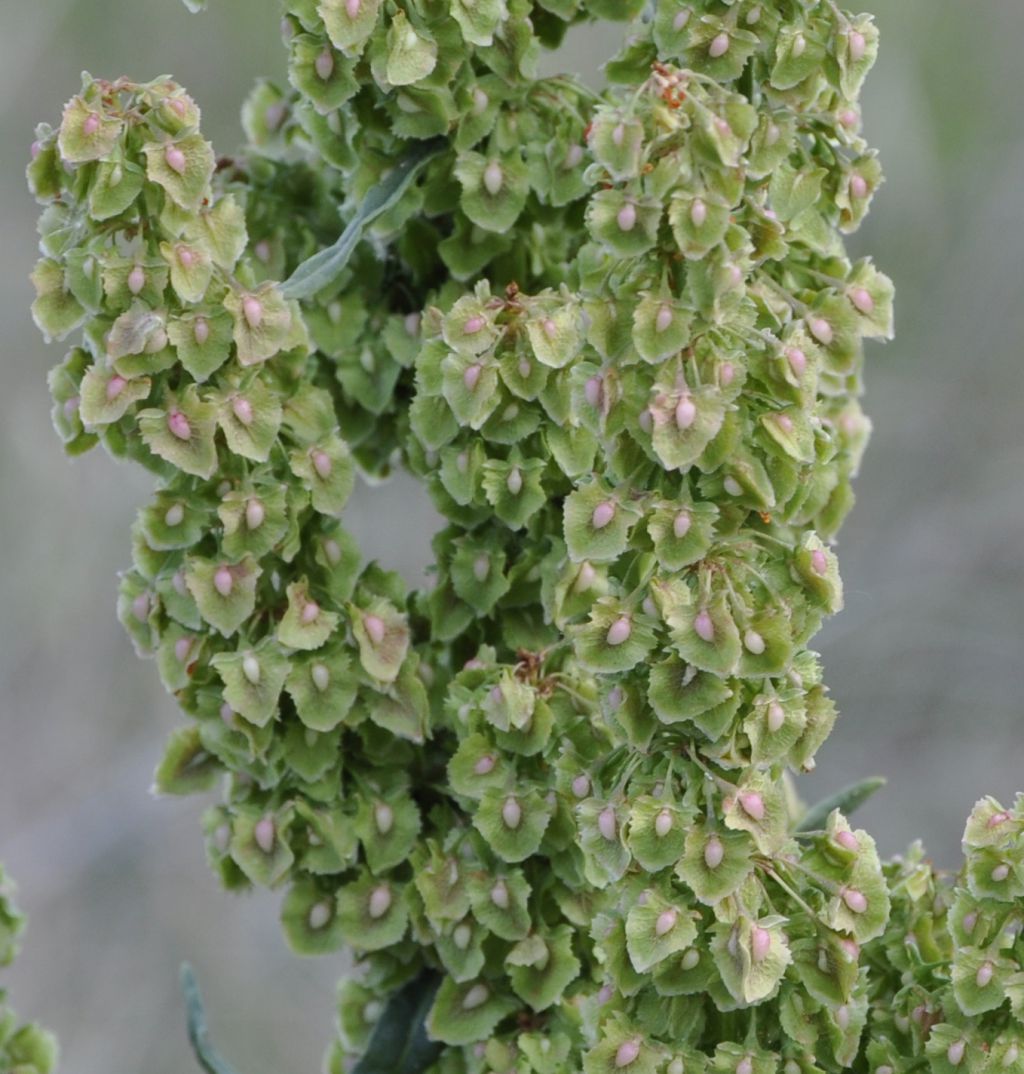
(26, 4), (1000, 1074)
(0, 867), (58, 1074)
(861, 798), (1024, 1074)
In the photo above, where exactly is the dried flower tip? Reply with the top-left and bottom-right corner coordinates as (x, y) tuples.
(670, 511), (691, 540)
(167, 410), (192, 441)
(850, 287), (875, 314)
(615, 1040), (641, 1069)
(572, 774), (591, 799)
(655, 908), (678, 937)
(704, 835), (724, 870)
(363, 613), (386, 645)
(976, 960), (995, 987)
(808, 317), (833, 345)
(506, 467), (523, 495)
(472, 554), (490, 582)
(245, 499), (265, 530)
(947, 1041), (966, 1068)
(651, 809), (673, 838)
(368, 884), (392, 919)
(501, 796), (522, 829)
(165, 145), (187, 176)
(690, 198), (708, 227)
(842, 887), (868, 913)
(617, 202), (637, 231)
(751, 926), (771, 962)
(483, 161), (503, 196)
(462, 983), (489, 1011)
(315, 48), (334, 80)
(463, 363), (482, 391)
(300, 599), (320, 624)
(232, 396), (254, 426)
(308, 901), (332, 930)
(374, 802), (394, 835)
(128, 264), (146, 295)
(254, 815), (275, 854)
(675, 396), (697, 430)
(743, 629), (765, 655)
(132, 592), (151, 622)
(786, 347), (807, 376)
(473, 754), (495, 776)
(214, 565), (233, 597)
(606, 616), (632, 646)
(311, 662), (330, 692)
(592, 501), (616, 529)
(739, 791), (765, 821)
(312, 450), (332, 479)
(708, 32), (730, 58)
(106, 374), (127, 401)
(242, 296), (263, 329)
(835, 829), (859, 852)
(694, 609), (715, 643)
(598, 806), (617, 841)
(242, 652), (261, 685)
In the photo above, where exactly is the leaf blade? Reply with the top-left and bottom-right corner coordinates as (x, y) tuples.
(180, 963), (244, 1074)
(352, 969), (443, 1074)
(796, 776), (886, 833)
(281, 140), (445, 301)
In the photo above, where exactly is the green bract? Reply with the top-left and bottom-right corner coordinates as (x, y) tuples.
(23, 10), (1024, 1074)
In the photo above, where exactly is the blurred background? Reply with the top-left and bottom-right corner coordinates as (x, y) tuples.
(1, 2), (1022, 1071)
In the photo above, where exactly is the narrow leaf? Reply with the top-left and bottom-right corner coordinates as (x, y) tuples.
(352, 969), (443, 1074)
(180, 963), (244, 1074)
(796, 777), (886, 833)
(281, 140), (445, 300)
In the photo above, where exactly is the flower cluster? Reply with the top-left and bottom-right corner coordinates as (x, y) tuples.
(22, 4), (1012, 1074)
(0, 867), (58, 1074)
(860, 798), (1024, 1074)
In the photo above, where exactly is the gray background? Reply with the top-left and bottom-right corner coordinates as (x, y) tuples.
(1, 2), (1022, 1071)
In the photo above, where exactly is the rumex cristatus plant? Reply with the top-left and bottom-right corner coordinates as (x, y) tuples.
(0, 867), (57, 1074)
(21, 2), (1024, 1073)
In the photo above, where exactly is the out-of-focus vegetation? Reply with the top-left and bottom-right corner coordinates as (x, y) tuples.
(1, 2), (1021, 1071)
